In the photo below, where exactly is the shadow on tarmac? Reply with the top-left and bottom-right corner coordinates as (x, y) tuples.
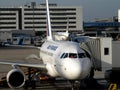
(0, 78), (109, 90)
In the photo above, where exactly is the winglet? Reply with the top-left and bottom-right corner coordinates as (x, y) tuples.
(46, 0), (53, 40)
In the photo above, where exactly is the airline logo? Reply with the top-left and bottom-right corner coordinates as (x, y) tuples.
(47, 45), (58, 51)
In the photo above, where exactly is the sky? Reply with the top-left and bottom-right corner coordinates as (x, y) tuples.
(0, 0), (120, 21)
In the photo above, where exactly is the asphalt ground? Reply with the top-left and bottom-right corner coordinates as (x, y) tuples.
(0, 46), (118, 90)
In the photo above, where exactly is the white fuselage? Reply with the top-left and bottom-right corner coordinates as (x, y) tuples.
(40, 40), (91, 80)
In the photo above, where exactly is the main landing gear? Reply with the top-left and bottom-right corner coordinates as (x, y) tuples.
(24, 67), (52, 89)
(24, 68), (37, 89)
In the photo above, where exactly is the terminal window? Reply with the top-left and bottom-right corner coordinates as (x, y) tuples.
(104, 48), (109, 55)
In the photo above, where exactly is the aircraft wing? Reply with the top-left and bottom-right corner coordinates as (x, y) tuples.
(0, 61), (46, 69)
(5, 44), (41, 49)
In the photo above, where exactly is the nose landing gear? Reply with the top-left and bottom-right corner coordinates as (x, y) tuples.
(70, 80), (80, 90)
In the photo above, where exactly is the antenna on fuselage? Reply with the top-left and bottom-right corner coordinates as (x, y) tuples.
(46, 0), (53, 41)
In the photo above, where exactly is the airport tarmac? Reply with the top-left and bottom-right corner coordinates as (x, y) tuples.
(0, 79), (108, 90)
(0, 46), (115, 90)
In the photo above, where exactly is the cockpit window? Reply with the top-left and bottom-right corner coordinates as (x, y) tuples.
(60, 53), (87, 59)
(60, 53), (65, 58)
(78, 53), (87, 58)
(60, 53), (68, 58)
(63, 53), (68, 58)
(69, 53), (77, 58)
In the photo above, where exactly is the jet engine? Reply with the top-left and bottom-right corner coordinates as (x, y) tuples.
(7, 69), (25, 88)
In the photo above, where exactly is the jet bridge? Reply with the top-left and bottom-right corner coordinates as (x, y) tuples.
(80, 37), (112, 72)
(80, 37), (120, 83)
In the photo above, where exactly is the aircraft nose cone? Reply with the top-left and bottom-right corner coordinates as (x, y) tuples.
(69, 64), (82, 79)
(64, 60), (82, 80)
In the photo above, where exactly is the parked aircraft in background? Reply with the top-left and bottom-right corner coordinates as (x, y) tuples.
(53, 18), (69, 41)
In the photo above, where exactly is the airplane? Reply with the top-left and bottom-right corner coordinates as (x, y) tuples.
(0, 0), (92, 89)
(53, 18), (69, 41)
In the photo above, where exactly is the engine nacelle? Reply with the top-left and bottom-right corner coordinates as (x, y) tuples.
(7, 69), (25, 88)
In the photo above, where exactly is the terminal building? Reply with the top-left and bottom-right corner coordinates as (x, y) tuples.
(0, 8), (21, 31)
(0, 2), (83, 45)
(83, 15), (120, 38)
(0, 3), (83, 32)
